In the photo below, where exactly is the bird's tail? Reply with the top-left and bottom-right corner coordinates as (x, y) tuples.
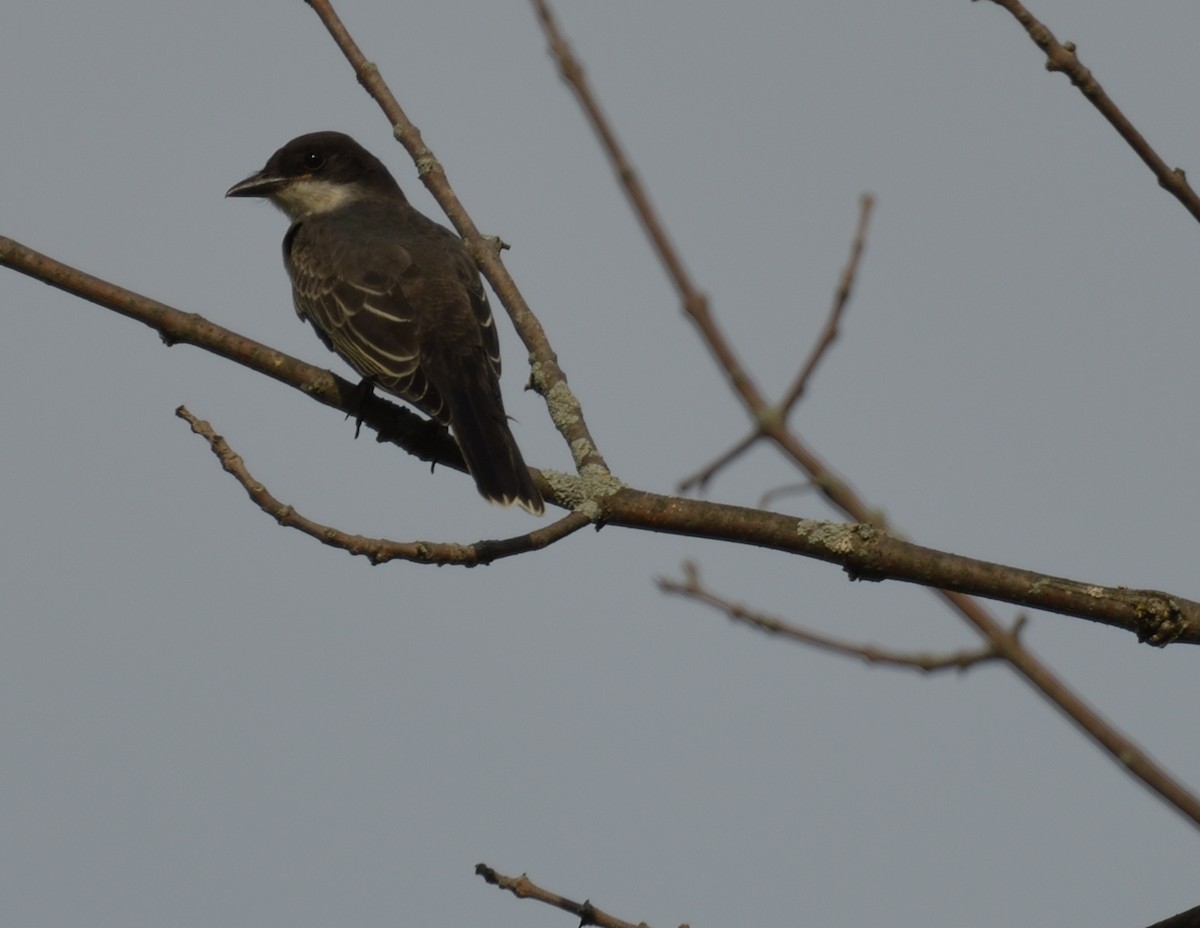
(447, 387), (544, 516)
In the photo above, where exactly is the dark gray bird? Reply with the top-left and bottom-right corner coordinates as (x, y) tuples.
(226, 131), (543, 514)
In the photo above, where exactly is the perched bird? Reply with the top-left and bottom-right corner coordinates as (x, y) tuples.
(226, 131), (543, 514)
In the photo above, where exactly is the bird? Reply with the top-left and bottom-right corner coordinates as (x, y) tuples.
(226, 131), (544, 515)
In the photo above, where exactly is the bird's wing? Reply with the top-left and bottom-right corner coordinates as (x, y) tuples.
(463, 260), (502, 377)
(281, 206), (541, 512)
(285, 222), (451, 422)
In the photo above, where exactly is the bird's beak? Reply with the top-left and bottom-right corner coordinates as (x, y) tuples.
(225, 170), (289, 198)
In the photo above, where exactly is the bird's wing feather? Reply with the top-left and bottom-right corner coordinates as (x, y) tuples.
(286, 219), (454, 422)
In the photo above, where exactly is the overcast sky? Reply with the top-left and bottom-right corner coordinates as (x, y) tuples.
(3, 2), (1199, 926)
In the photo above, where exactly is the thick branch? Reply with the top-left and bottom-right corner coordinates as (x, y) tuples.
(14, 228), (1182, 645)
(37, 231), (1191, 637)
(594, 487), (1198, 646)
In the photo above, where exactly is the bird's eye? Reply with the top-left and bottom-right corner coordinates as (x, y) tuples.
(302, 151), (325, 171)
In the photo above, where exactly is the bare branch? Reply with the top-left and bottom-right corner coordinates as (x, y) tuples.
(177, 407), (588, 566)
(676, 430), (758, 495)
(660, 561), (1015, 673)
(475, 863), (664, 928)
(8, 235), (1194, 640)
(530, 5), (883, 521)
(530, 3), (1200, 830)
(530, 0), (771, 422)
(677, 194), (874, 494)
(303, 0), (609, 477)
(779, 193), (875, 414)
(758, 480), (818, 510)
(0, 235), (475, 475)
(656, 545), (1200, 826)
(978, 0), (1200, 223)
(575, 488), (1200, 644)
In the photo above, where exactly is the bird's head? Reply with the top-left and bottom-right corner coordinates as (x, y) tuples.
(226, 131), (402, 220)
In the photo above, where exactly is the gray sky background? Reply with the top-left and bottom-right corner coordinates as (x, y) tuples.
(3, 2), (1199, 925)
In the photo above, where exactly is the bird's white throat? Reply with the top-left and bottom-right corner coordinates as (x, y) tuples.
(271, 179), (364, 219)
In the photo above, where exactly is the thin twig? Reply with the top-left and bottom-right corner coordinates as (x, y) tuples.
(779, 193), (874, 414)
(757, 480), (818, 510)
(177, 407), (588, 565)
(530, 0), (770, 421)
(676, 430), (758, 494)
(661, 561), (1016, 673)
(978, 0), (1200, 224)
(677, 195), (874, 493)
(475, 864), (663, 928)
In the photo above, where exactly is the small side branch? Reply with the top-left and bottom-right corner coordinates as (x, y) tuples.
(177, 406), (587, 566)
(779, 193), (875, 414)
(660, 561), (1018, 673)
(678, 194), (875, 494)
(475, 863), (669, 928)
(979, 0), (1200, 223)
